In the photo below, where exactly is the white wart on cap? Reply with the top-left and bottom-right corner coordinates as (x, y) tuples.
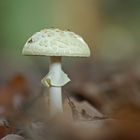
(22, 28), (90, 57)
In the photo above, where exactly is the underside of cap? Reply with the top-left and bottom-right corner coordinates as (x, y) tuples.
(22, 28), (90, 57)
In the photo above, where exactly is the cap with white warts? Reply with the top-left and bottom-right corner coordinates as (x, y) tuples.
(22, 28), (90, 57)
(22, 28), (90, 87)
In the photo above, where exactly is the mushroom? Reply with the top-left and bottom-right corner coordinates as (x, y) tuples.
(22, 28), (90, 117)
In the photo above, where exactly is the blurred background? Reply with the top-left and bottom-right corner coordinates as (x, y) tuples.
(0, 0), (140, 140)
(0, 0), (140, 81)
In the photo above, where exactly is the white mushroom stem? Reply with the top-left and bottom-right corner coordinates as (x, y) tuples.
(41, 56), (70, 117)
(49, 57), (63, 116)
(49, 86), (62, 117)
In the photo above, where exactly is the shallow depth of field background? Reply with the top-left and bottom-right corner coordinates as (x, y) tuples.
(0, 0), (140, 140)
(0, 0), (140, 82)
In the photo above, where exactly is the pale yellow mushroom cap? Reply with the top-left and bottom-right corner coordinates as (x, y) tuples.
(22, 28), (90, 57)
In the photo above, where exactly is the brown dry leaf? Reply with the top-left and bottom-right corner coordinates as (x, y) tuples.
(64, 96), (103, 121)
(0, 74), (30, 117)
(0, 125), (15, 139)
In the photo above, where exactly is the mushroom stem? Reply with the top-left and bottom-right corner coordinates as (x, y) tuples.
(49, 56), (63, 117)
(49, 86), (62, 117)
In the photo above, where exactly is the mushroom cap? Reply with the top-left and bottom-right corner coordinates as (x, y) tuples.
(22, 28), (90, 57)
